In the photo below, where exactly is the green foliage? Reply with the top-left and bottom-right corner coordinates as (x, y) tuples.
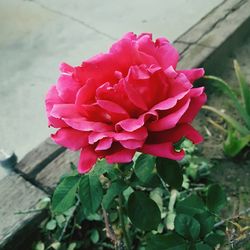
(234, 60), (250, 117)
(176, 194), (205, 216)
(194, 212), (215, 237)
(206, 184), (227, 213)
(34, 241), (45, 250)
(195, 242), (213, 250)
(204, 60), (250, 157)
(223, 129), (250, 157)
(127, 191), (161, 231)
(174, 214), (200, 240)
(156, 158), (183, 189)
(102, 179), (127, 209)
(52, 175), (80, 214)
(204, 230), (225, 248)
(146, 233), (187, 250)
(79, 174), (103, 215)
(33, 150), (230, 250)
(134, 154), (156, 183)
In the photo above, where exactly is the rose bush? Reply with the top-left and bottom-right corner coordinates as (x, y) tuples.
(45, 32), (206, 173)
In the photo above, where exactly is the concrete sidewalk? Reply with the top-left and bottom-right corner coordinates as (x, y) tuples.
(0, 0), (223, 166)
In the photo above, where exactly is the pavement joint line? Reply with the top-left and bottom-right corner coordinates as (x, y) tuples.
(206, 0), (246, 34)
(177, 40), (216, 49)
(29, 0), (117, 41)
(176, 0), (247, 56)
(174, 0), (227, 42)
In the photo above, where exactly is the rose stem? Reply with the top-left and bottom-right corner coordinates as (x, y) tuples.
(118, 193), (131, 250)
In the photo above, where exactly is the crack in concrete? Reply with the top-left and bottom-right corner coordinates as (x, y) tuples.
(177, 40), (215, 49)
(204, 0), (246, 35)
(177, 0), (247, 56)
(29, 0), (117, 41)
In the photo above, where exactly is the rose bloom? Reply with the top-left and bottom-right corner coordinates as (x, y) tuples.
(45, 32), (206, 173)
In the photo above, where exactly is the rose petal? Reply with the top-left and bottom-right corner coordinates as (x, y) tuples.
(51, 128), (89, 150)
(88, 127), (147, 144)
(124, 75), (148, 110)
(63, 118), (113, 132)
(168, 73), (192, 97)
(78, 147), (98, 173)
(116, 110), (158, 132)
(120, 139), (144, 149)
(59, 62), (74, 73)
(105, 148), (135, 164)
(155, 39), (179, 69)
(114, 127), (148, 141)
(150, 91), (189, 111)
(180, 88), (207, 123)
(96, 138), (113, 151)
(45, 85), (67, 127)
(50, 104), (81, 119)
(97, 99), (129, 116)
(178, 68), (204, 83)
(148, 99), (191, 131)
(75, 79), (97, 105)
(56, 74), (81, 103)
(147, 124), (203, 145)
(164, 66), (178, 78)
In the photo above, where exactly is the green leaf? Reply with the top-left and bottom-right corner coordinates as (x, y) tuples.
(204, 231), (225, 248)
(50, 242), (61, 250)
(206, 184), (226, 213)
(205, 75), (250, 128)
(156, 158), (183, 189)
(52, 175), (80, 214)
(123, 186), (134, 202)
(36, 197), (51, 209)
(194, 212), (215, 238)
(89, 159), (113, 176)
(150, 188), (164, 213)
(46, 219), (57, 231)
(234, 60), (250, 118)
(195, 242), (213, 250)
(176, 194), (206, 216)
(79, 174), (103, 215)
(130, 171), (161, 189)
(202, 105), (249, 135)
(34, 241), (45, 250)
(128, 191), (161, 231)
(174, 214), (200, 240)
(102, 180), (127, 209)
(85, 212), (102, 221)
(146, 233), (187, 250)
(223, 130), (250, 157)
(68, 243), (77, 250)
(134, 154), (156, 183)
(90, 229), (99, 244)
(75, 205), (86, 224)
(55, 215), (65, 228)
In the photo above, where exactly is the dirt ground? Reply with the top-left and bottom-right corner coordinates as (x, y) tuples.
(195, 34), (250, 249)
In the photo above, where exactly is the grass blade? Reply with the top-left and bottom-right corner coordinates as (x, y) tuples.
(234, 60), (250, 119)
(202, 105), (249, 135)
(224, 130), (250, 157)
(204, 75), (250, 128)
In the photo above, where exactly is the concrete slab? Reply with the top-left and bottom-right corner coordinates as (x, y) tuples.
(0, 0), (223, 163)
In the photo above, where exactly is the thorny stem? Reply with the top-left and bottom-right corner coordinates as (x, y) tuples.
(118, 194), (131, 250)
(102, 204), (117, 245)
(214, 207), (250, 228)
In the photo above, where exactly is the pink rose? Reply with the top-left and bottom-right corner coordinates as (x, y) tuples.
(45, 32), (206, 173)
